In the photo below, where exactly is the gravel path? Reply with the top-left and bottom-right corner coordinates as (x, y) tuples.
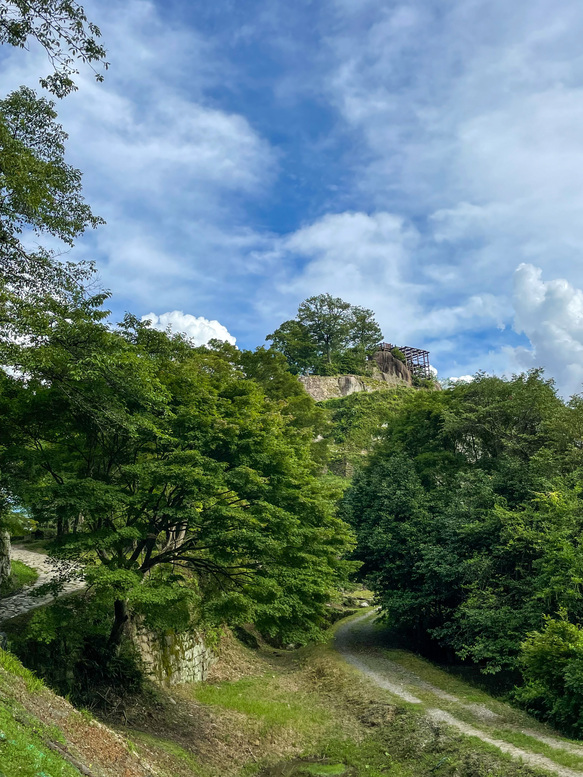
(335, 610), (583, 777)
(0, 547), (84, 623)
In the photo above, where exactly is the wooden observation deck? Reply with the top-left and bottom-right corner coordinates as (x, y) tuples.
(379, 342), (431, 380)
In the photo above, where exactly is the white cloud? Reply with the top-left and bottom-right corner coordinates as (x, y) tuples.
(510, 263), (583, 396)
(262, 210), (508, 348)
(0, 0), (276, 312)
(447, 375), (474, 384)
(142, 311), (236, 347)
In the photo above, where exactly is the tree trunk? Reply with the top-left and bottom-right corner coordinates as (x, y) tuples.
(108, 599), (130, 650)
(0, 530), (11, 588)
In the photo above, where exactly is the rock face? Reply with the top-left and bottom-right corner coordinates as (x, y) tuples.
(371, 349), (412, 383)
(0, 531), (11, 587)
(131, 619), (216, 686)
(299, 355), (412, 402)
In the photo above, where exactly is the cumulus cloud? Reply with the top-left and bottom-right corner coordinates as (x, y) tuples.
(262, 211), (509, 350)
(510, 264), (583, 396)
(0, 0), (276, 315)
(142, 311), (236, 347)
(447, 375), (474, 384)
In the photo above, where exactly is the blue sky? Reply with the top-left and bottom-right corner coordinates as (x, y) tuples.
(4, 0), (583, 393)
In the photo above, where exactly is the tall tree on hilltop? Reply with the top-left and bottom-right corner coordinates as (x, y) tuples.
(298, 294), (351, 364)
(348, 305), (383, 358)
(267, 294), (383, 375)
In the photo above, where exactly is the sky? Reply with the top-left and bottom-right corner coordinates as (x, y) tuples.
(3, 0), (583, 394)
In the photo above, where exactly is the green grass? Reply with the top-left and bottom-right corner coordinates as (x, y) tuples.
(304, 764), (347, 775)
(0, 560), (38, 597)
(131, 730), (203, 772)
(193, 674), (331, 739)
(11, 560), (39, 587)
(0, 648), (44, 693)
(0, 701), (77, 777)
(488, 729), (583, 771)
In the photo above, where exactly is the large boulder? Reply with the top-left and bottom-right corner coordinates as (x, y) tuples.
(371, 349), (413, 383)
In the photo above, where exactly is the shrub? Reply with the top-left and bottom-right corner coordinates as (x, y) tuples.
(391, 347), (407, 364)
(516, 613), (583, 736)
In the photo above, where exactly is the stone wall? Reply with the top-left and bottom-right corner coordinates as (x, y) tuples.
(131, 621), (216, 686)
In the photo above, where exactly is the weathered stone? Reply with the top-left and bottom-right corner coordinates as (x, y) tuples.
(129, 618), (216, 687)
(0, 531), (11, 587)
(299, 370), (410, 402)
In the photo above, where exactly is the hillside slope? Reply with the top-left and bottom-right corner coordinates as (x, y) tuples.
(0, 648), (154, 777)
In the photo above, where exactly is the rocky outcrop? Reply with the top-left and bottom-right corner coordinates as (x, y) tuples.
(371, 349), (412, 383)
(299, 359), (412, 402)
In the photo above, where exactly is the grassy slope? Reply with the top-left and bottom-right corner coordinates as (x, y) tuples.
(0, 559), (38, 597)
(121, 625), (547, 777)
(0, 648), (154, 777)
(0, 616), (562, 777)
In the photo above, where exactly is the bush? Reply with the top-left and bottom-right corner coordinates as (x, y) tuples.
(516, 613), (583, 736)
(391, 347), (407, 364)
(5, 594), (144, 708)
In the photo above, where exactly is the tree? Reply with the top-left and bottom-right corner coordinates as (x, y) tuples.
(265, 319), (316, 375)
(267, 295), (384, 375)
(0, 0), (107, 97)
(348, 305), (382, 357)
(297, 294), (351, 364)
(0, 86), (103, 349)
(2, 310), (354, 649)
(341, 371), (583, 675)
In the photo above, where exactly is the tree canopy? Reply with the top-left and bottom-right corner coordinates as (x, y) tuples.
(340, 371), (583, 734)
(1, 303), (355, 648)
(267, 294), (383, 375)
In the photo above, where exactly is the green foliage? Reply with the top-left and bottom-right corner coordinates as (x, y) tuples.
(341, 370), (583, 731)
(0, 559), (39, 596)
(391, 347), (406, 364)
(320, 389), (412, 475)
(1, 306), (355, 649)
(5, 594), (144, 706)
(0, 87), (102, 242)
(0, 0), (108, 97)
(517, 613), (583, 736)
(267, 294), (382, 376)
(0, 85), (103, 353)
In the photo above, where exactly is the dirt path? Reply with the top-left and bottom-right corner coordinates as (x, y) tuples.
(335, 610), (583, 777)
(0, 547), (84, 623)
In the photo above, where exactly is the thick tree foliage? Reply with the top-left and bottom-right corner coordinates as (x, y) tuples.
(1, 304), (354, 648)
(341, 371), (583, 733)
(267, 294), (382, 375)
